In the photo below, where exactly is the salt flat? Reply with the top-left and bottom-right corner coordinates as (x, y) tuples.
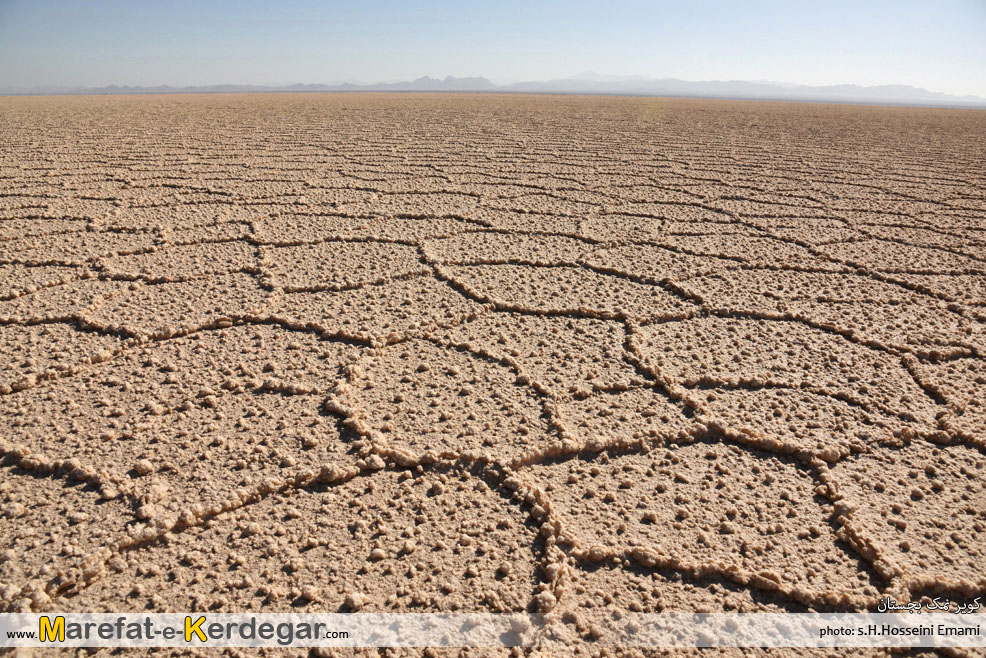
(1, 93), (984, 650)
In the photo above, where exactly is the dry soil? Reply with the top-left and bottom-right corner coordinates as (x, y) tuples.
(1, 93), (984, 656)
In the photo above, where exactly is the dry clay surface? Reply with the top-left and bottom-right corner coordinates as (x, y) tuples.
(1, 93), (985, 654)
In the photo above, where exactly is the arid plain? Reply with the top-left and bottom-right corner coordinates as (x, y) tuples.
(1, 93), (985, 654)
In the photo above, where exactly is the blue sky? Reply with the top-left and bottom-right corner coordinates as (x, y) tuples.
(1, 0), (984, 95)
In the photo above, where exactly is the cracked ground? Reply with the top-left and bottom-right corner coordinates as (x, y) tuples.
(1, 93), (985, 656)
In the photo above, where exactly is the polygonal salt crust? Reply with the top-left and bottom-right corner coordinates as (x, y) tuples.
(781, 300), (976, 356)
(263, 187), (374, 209)
(336, 338), (553, 463)
(482, 193), (597, 217)
(658, 235), (842, 271)
(861, 224), (972, 250)
(0, 218), (88, 242)
(0, 323), (124, 395)
(582, 244), (738, 282)
(443, 264), (693, 320)
(0, 326), (361, 510)
(555, 562), (802, 627)
(267, 275), (487, 344)
(43, 198), (120, 221)
(914, 211), (986, 233)
(888, 273), (986, 307)
(579, 214), (666, 242)
(83, 273), (272, 338)
(26, 324), (354, 403)
(958, 244), (986, 262)
(57, 468), (540, 613)
(251, 213), (374, 245)
(4, 93), (985, 627)
(164, 221), (252, 245)
(113, 391), (356, 516)
(767, 226), (866, 246)
(470, 209), (581, 235)
(709, 198), (832, 219)
(559, 387), (693, 451)
(0, 196), (51, 214)
(338, 192), (480, 217)
(604, 185), (698, 205)
(352, 216), (480, 242)
(546, 583), (881, 656)
(663, 220), (754, 236)
(439, 313), (641, 396)
(521, 443), (879, 604)
(99, 240), (260, 282)
(677, 270), (976, 354)
(261, 240), (429, 292)
(97, 205), (230, 232)
(0, 197), (50, 214)
(0, 467), (134, 612)
(690, 388), (911, 463)
(618, 203), (732, 224)
(203, 180), (307, 199)
(456, 182), (543, 200)
(96, 203), (240, 237)
(548, 189), (613, 207)
(422, 232), (593, 266)
(0, 230), (158, 266)
(910, 358), (986, 449)
(0, 278), (129, 324)
(634, 317), (938, 424)
(818, 240), (985, 274)
(828, 439), (986, 591)
(680, 270), (923, 305)
(742, 215), (855, 231)
(0, 264), (81, 300)
(4, 387), (353, 522)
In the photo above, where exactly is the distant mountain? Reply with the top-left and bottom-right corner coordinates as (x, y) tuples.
(408, 76), (497, 90)
(4, 74), (984, 108)
(504, 74), (986, 106)
(68, 76), (499, 95)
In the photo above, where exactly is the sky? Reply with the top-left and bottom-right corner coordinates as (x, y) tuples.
(1, 0), (984, 96)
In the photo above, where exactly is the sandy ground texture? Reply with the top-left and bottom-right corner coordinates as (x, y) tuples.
(1, 93), (985, 656)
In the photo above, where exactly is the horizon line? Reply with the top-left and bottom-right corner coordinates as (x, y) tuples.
(4, 72), (986, 109)
(3, 87), (986, 111)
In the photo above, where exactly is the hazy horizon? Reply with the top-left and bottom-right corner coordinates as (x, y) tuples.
(1, 0), (985, 98)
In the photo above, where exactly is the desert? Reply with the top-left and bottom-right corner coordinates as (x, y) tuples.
(1, 92), (985, 655)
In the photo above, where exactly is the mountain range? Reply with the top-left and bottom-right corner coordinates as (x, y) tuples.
(5, 73), (984, 108)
